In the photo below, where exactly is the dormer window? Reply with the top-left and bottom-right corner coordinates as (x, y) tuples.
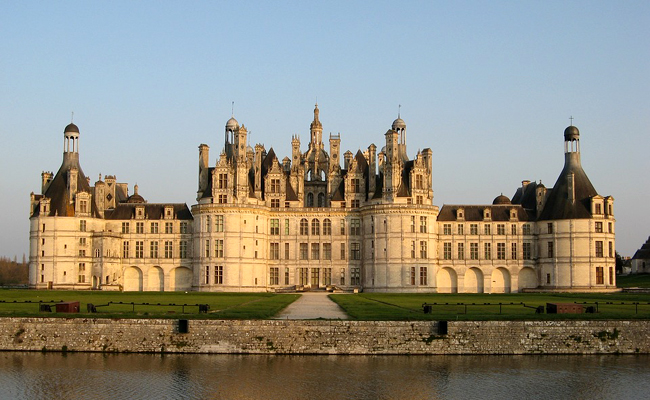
(136, 206), (145, 219)
(595, 203), (602, 214)
(483, 208), (491, 220)
(457, 208), (464, 221)
(164, 206), (173, 219)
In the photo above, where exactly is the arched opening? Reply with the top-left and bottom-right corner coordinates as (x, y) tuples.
(518, 267), (538, 291)
(148, 266), (164, 291)
(436, 267), (458, 293)
(490, 267), (511, 293)
(464, 267), (484, 293)
(306, 192), (314, 207)
(318, 192), (325, 207)
(124, 266), (143, 291)
(320, 170), (325, 181)
(92, 275), (99, 289)
(170, 267), (192, 291)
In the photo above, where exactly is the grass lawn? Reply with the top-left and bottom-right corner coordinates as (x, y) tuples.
(329, 292), (650, 321)
(0, 290), (299, 319)
(616, 274), (650, 288)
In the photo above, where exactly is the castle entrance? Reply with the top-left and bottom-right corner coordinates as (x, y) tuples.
(311, 268), (320, 287)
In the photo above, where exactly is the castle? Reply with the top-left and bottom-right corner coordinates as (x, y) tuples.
(29, 105), (617, 292)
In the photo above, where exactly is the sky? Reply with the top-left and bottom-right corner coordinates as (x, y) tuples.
(1, 1), (648, 258)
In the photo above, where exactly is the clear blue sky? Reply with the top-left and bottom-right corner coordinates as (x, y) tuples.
(1, 1), (648, 258)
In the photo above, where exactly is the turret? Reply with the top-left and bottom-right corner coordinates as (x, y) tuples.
(329, 133), (340, 171)
(309, 103), (323, 149)
(368, 144), (377, 195)
(198, 144), (210, 199)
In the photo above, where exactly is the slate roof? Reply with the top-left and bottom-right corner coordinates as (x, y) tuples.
(104, 203), (193, 220)
(438, 204), (531, 222)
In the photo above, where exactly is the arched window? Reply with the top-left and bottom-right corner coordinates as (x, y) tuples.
(320, 170), (325, 181)
(323, 219), (332, 235)
(317, 192), (325, 207)
(300, 218), (309, 235)
(95, 249), (100, 258)
(312, 219), (320, 236)
(307, 193), (314, 207)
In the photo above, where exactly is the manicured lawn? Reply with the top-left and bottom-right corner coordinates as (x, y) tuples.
(0, 290), (299, 319)
(329, 292), (650, 321)
(616, 274), (650, 288)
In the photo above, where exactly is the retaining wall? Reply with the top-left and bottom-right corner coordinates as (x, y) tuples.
(2, 318), (650, 355)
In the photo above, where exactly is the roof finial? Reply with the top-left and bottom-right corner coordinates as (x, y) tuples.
(231, 101), (234, 117)
(71, 111), (74, 123)
(398, 104), (401, 119)
(569, 115), (574, 126)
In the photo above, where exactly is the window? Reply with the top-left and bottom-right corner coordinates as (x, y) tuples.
(270, 267), (279, 285)
(205, 239), (210, 258)
(443, 224), (451, 235)
(350, 219), (361, 235)
(270, 219), (280, 235)
(79, 200), (88, 213)
(300, 219), (309, 235)
(122, 222), (130, 234)
(351, 268), (360, 286)
(497, 224), (505, 235)
(323, 243), (332, 260)
(80, 220), (86, 232)
(180, 241), (188, 259)
(79, 237), (86, 246)
(299, 268), (309, 285)
(215, 239), (224, 258)
(410, 266), (416, 285)
(470, 243), (479, 260)
(511, 243), (517, 260)
(523, 224), (531, 235)
(164, 241), (173, 258)
(415, 174), (423, 190)
(443, 242), (451, 260)
(94, 248), (100, 258)
(497, 243), (506, 260)
(165, 222), (173, 234)
(419, 267), (427, 285)
(351, 199), (360, 208)
(150, 241), (159, 258)
(608, 222), (613, 233)
(215, 215), (224, 232)
(457, 224), (464, 235)
(136, 222), (144, 234)
(546, 273), (551, 284)
(318, 193), (325, 207)
(215, 266), (223, 284)
(595, 203), (602, 214)
(595, 241), (603, 257)
(340, 219), (346, 235)
(547, 223), (553, 234)
(411, 241), (416, 258)
(285, 219), (290, 235)
(323, 219), (331, 235)
(284, 243), (289, 260)
(122, 241), (129, 258)
(484, 243), (491, 260)
(307, 193), (314, 207)
(150, 222), (158, 234)
(416, 196), (423, 205)
(180, 222), (188, 234)
(523, 242), (532, 260)
(411, 216), (415, 233)
(420, 216), (427, 233)
(206, 216), (211, 232)
(285, 268), (290, 285)
(420, 241), (428, 259)
(218, 173), (228, 189)
(340, 268), (346, 285)
(270, 178), (280, 193)
(595, 222), (603, 233)
(609, 267), (614, 285)
(484, 225), (491, 235)
(596, 266), (604, 284)
(271, 199), (280, 208)
(511, 224), (517, 235)
(351, 243), (361, 260)
(311, 243), (320, 260)
(78, 262), (85, 271)
(300, 243), (308, 260)
(135, 241), (144, 258)
(547, 242), (554, 258)
(311, 219), (320, 235)
(458, 243), (465, 260)
(323, 268), (331, 286)
(218, 194), (227, 204)
(609, 241), (613, 258)
(470, 224), (478, 235)
(351, 178), (360, 193)
(340, 243), (346, 260)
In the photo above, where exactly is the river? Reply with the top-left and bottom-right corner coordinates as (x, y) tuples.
(0, 352), (648, 399)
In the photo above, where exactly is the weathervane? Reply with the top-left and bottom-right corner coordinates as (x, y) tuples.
(569, 116), (574, 126)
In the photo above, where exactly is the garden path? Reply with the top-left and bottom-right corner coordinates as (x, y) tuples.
(275, 292), (349, 320)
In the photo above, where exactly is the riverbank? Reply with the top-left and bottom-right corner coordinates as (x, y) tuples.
(2, 318), (649, 355)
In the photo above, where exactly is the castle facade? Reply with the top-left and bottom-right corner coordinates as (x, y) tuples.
(29, 105), (616, 292)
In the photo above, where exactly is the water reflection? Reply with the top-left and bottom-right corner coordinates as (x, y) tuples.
(0, 352), (648, 399)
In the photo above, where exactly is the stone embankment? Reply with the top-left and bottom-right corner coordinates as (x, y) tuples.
(2, 318), (650, 355)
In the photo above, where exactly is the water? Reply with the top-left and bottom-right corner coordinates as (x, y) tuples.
(0, 352), (648, 399)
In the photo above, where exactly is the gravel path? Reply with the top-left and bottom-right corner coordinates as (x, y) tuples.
(275, 292), (349, 320)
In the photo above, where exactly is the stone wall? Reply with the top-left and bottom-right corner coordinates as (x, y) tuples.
(1, 318), (649, 355)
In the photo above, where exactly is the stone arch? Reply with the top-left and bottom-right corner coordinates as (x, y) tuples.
(436, 267), (458, 293)
(464, 267), (484, 293)
(518, 267), (538, 291)
(317, 192), (325, 207)
(124, 266), (143, 291)
(170, 267), (193, 291)
(147, 266), (164, 291)
(307, 192), (314, 207)
(490, 267), (511, 293)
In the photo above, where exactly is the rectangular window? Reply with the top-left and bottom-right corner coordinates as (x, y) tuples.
(312, 219), (320, 235)
(285, 219), (290, 235)
(547, 223), (553, 234)
(497, 224), (505, 235)
(410, 266), (416, 285)
(205, 266), (210, 284)
(270, 178), (281, 193)
(285, 268), (290, 285)
(548, 241), (554, 258)
(351, 199), (360, 209)
(323, 268), (331, 286)
(311, 243), (320, 260)
(484, 224), (491, 235)
(351, 268), (360, 286)
(271, 199), (280, 208)
(323, 219), (332, 235)
(284, 243), (290, 260)
(470, 224), (478, 235)
(215, 215), (224, 232)
(595, 203), (602, 214)
(300, 219), (309, 235)
(165, 222), (173, 234)
(215, 239), (224, 258)
(270, 219), (280, 235)
(596, 266), (604, 284)
(419, 267), (427, 285)
(523, 242), (532, 260)
(218, 194), (227, 204)
(470, 243), (479, 260)
(420, 216), (427, 233)
(164, 241), (173, 258)
(267, 243), (279, 260)
(180, 241), (188, 259)
(608, 222), (613, 233)
(443, 224), (451, 235)
(443, 242), (451, 260)
(457, 224), (464, 235)
(218, 173), (228, 189)
(323, 243), (332, 260)
(340, 268), (346, 285)
(497, 243), (506, 260)
(340, 243), (346, 260)
(609, 241), (613, 258)
(180, 222), (188, 234)
(121, 222), (130, 234)
(458, 243), (465, 260)
(206, 216), (212, 232)
(79, 237), (86, 246)
(80, 220), (86, 232)
(511, 243), (517, 260)
(351, 243), (361, 260)
(122, 241), (129, 258)
(150, 241), (159, 258)
(340, 219), (346, 235)
(523, 224), (531, 235)
(205, 239), (210, 258)
(420, 241), (428, 259)
(299, 268), (309, 285)
(411, 241), (416, 259)
(595, 222), (603, 233)
(350, 219), (361, 235)
(135, 241), (144, 258)
(150, 222), (158, 234)
(215, 266), (223, 284)
(484, 243), (491, 260)
(511, 224), (517, 235)
(595, 241), (603, 257)
(270, 267), (279, 285)
(351, 178), (360, 193)
(136, 222), (144, 234)
(609, 267), (614, 285)
(300, 243), (308, 260)
(411, 216), (415, 233)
